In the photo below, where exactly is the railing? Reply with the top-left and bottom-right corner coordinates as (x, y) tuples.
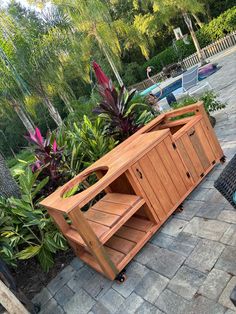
(183, 31), (236, 68)
(130, 31), (236, 91)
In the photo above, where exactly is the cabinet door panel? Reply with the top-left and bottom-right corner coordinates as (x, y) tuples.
(163, 136), (193, 190)
(178, 132), (205, 181)
(131, 136), (190, 219)
(188, 125), (210, 171)
(131, 158), (167, 221)
(198, 120), (216, 164)
(156, 141), (187, 197)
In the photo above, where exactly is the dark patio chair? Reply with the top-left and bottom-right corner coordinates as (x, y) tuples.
(214, 154), (236, 209)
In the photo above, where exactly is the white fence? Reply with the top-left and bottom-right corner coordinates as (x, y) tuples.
(130, 31), (236, 91)
(183, 31), (236, 68)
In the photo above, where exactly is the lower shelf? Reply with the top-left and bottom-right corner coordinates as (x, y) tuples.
(77, 215), (159, 276)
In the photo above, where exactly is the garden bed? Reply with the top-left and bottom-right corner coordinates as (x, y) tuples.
(12, 250), (74, 300)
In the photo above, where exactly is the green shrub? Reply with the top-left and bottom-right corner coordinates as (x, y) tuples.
(122, 62), (143, 85)
(171, 91), (226, 120)
(0, 168), (67, 271)
(200, 7), (236, 41)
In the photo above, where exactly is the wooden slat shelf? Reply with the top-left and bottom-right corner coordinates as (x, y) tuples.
(78, 216), (158, 274)
(65, 193), (145, 247)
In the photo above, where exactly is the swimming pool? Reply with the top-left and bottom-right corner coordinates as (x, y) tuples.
(154, 78), (182, 100)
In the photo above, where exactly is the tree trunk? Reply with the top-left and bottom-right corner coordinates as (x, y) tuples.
(59, 93), (74, 113)
(42, 95), (63, 127)
(97, 35), (125, 88)
(192, 13), (204, 28)
(10, 99), (35, 134)
(183, 12), (207, 66)
(0, 153), (20, 198)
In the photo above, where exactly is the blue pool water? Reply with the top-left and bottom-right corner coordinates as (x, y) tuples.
(155, 78), (182, 100)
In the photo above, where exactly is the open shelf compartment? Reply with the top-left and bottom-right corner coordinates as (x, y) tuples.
(78, 215), (159, 274)
(65, 193), (146, 247)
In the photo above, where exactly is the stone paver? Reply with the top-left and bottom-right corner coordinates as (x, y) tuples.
(83, 272), (112, 300)
(98, 289), (125, 313)
(70, 257), (84, 271)
(216, 246), (236, 275)
(198, 269), (231, 300)
(135, 301), (163, 314)
(183, 217), (230, 241)
(67, 266), (93, 292)
(63, 289), (96, 314)
(54, 285), (74, 307)
(160, 218), (188, 237)
(218, 210), (236, 224)
(219, 277), (236, 311)
(187, 295), (226, 314)
(32, 287), (52, 308)
(47, 265), (76, 295)
(135, 243), (185, 278)
(185, 239), (225, 273)
(34, 47), (236, 314)
(39, 298), (64, 314)
(221, 224), (236, 246)
(196, 202), (225, 219)
(168, 265), (206, 300)
(174, 200), (204, 221)
(112, 262), (149, 298)
(116, 292), (144, 314)
(155, 289), (190, 314)
(150, 231), (199, 257)
(135, 270), (169, 303)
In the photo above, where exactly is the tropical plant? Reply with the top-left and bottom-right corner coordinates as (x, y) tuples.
(0, 168), (67, 271)
(25, 127), (68, 195)
(93, 84), (158, 140)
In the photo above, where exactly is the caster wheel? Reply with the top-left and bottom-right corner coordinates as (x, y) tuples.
(220, 155), (226, 164)
(115, 271), (127, 284)
(176, 203), (184, 213)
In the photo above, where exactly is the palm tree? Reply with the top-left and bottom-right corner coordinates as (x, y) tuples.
(0, 46), (35, 133)
(134, 0), (207, 65)
(52, 0), (125, 87)
(0, 153), (20, 198)
(0, 4), (64, 127)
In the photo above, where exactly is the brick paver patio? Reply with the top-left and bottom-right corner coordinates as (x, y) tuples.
(33, 46), (236, 314)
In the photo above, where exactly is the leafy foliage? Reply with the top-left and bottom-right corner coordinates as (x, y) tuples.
(94, 85), (158, 140)
(0, 168), (67, 271)
(25, 128), (67, 195)
(172, 91), (226, 115)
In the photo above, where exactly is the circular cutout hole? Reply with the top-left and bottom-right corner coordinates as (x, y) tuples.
(62, 167), (108, 199)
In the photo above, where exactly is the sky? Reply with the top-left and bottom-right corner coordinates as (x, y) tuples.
(1, 0), (30, 8)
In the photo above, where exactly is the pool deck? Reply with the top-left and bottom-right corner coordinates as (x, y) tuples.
(33, 46), (236, 314)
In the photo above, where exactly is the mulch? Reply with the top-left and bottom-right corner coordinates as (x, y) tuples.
(11, 249), (75, 300)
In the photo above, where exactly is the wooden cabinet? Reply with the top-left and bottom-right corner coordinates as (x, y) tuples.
(40, 102), (224, 281)
(131, 135), (192, 222)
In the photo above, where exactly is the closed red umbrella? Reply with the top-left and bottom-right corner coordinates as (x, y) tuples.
(92, 61), (114, 91)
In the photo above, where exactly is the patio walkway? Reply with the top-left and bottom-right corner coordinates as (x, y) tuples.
(34, 47), (236, 314)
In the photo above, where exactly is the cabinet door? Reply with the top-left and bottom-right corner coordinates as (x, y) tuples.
(131, 136), (192, 221)
(176, 120), (216, 182)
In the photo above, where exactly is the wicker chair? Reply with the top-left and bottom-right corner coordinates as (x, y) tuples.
(214, 154), (236, 209)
